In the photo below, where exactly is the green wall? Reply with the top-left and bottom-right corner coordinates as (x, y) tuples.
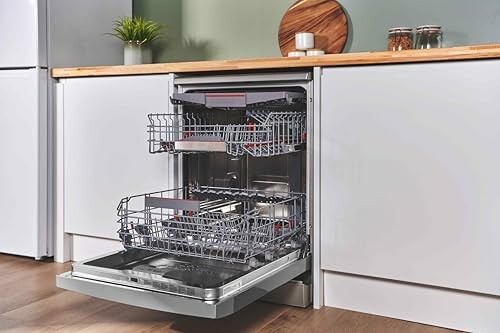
(134, 0), (500, 62)
(180, 0), (295, 60)
(133, 0), (295, 62)
(133, 0), (184, 62)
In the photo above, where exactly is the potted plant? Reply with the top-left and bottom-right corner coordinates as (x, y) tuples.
(109, 17), (163, 65)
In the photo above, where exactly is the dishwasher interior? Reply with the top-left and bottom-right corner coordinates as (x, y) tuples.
(57, 72), (313, 318)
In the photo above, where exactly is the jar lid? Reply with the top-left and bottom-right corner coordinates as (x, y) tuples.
(388, 27), (413, 33)
(416, 25), (442, 31)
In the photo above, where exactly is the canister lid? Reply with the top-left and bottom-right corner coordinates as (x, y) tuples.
(388, 27), (413, 34)
(416, 25), (442, 31)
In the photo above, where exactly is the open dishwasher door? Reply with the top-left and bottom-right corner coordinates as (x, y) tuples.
(57, 248), (309, 319)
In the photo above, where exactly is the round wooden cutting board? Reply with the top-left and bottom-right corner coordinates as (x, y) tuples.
(278, 0), (348, 56)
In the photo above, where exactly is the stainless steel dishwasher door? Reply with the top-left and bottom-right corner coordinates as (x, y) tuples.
(56, 249), (310, 319)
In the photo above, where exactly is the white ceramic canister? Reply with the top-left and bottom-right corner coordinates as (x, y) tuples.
(295, 32), (314, 50)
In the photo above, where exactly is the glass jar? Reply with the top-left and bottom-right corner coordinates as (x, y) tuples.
(415, 25), (443, 49)
(387, 27), (413, 51)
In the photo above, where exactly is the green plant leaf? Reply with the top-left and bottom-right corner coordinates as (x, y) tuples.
(107, 16), (164, 44)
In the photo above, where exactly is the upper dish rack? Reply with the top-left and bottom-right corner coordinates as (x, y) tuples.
(148, 111), (306, 157)
(117, 186), (306, 265)
(148, 91), (307, 157)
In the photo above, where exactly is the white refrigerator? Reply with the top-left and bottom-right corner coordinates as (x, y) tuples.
(0, 0), (131, 259)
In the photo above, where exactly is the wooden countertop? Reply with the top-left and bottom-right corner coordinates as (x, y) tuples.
(52, 44), (500, 78)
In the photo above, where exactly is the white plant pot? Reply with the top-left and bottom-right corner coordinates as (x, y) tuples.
(123, 41), (153, 65)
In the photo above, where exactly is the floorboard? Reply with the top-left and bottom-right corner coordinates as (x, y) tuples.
(0, 254), (463, 333)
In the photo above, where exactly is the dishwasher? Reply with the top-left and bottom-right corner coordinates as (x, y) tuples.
(57, 72), (314, 319)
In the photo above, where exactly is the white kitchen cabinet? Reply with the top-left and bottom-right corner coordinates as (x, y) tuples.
(320, 61), (500, 297)
(57, 75), (172, 259)
(0, 69), (47, 258)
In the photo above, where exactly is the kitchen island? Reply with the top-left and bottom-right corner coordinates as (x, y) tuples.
(53, 45), (500, 332)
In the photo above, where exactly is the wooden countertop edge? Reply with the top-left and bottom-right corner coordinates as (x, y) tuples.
(52, 44), (500, 78)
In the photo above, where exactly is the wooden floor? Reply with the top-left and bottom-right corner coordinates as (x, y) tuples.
(0, 254), (461, 333)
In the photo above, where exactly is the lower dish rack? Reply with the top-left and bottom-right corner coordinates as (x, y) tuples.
(117, 186), (306, 265)
(148, 110), (307, 157)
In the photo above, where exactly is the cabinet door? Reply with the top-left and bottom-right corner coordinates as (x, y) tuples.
(320, 61), (500, 296)
(61, 75), (171, 240)
(0, 69), (45, 257)
(0, 0), (40, 67)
